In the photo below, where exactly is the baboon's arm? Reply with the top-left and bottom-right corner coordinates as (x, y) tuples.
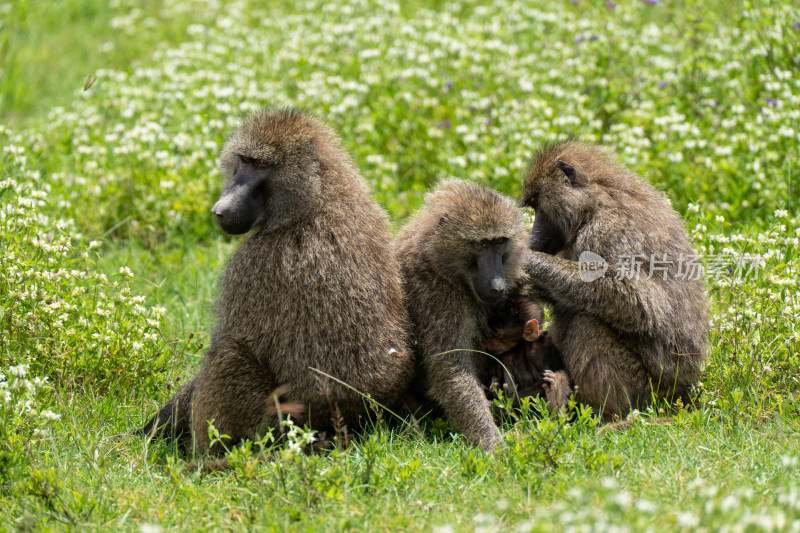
(524, 251), (661, 337)
(422, 341), (501, 452)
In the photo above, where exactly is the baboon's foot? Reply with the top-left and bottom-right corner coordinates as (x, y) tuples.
(542, 369), (572, 409)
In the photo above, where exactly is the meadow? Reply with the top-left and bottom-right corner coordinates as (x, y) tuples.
(1, 0), (799, 530)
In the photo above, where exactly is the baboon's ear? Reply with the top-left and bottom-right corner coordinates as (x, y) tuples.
(556, 160), (578, 185)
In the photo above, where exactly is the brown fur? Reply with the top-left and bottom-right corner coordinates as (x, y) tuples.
(139, 109), (413, 451)
(395, 179), (529, 451)
(521, 141), (709, 420)
(487, 297), (572, 409)
(486, 296), (544, 355)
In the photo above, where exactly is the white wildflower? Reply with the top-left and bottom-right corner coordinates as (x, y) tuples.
(635, 499), (656, 513)
(9, 364), (29, 378)
(676, 512), (698, 527)
(613, 491), (632, 508)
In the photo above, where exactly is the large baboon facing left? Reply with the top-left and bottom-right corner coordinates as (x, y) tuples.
(521, 141), (708, 420)
(395, 179), (529, 451)
(138, 109), (413, 451)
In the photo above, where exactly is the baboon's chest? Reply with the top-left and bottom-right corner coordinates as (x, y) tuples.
(216, 232), (367, 372)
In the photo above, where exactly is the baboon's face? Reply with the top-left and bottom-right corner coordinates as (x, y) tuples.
(523, 159), (582, 255)
(212, 155), (274, 235)
(425, 180), (528, 309)
(528, 210), (567, 255)
(467, 237), (512, 306)
(217, 110), (328, 235)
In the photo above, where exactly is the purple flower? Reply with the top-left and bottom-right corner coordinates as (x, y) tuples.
(765, 98), (778, 107)
(658, 81), (669, 88)
(605, 1), (616, 8)
(644, 0), (658, 4)
(728, 267), (734, 275)
(575, 35), (585, 43)
(438, 120), (452, 129)
(444, 81), (454, 90)
(590, 34), (599, 41)
(485, 118), (492, 126)
(792, 22), (800, 29)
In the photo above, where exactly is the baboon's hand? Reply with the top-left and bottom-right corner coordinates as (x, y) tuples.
(520, 255), (553, 301)
(542, 369), (572, 410)
(265, 384), (307, 420)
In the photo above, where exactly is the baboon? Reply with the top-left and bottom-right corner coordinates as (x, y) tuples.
(486, 296), (572, 409)
(521, 141), (708, 420)
(395, 179), (529, 451)
(139, 109), (413, 451)
(486, 295), (545, 356)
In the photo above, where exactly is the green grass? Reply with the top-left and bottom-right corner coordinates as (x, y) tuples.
(2, 0), (800, 530)
(0, 0), (226, 127)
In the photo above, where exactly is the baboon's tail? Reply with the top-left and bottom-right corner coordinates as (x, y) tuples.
(136, 378), (196, 445)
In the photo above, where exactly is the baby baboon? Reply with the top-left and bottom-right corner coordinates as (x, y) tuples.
(395, 179), (529, 451)
(486, 295), (545, 356)
(487, 296), (572, 409)
(521, 141), (708, 420)
(139, 109), (413, 451)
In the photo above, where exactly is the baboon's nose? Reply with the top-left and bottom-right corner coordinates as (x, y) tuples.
(211, 202), (226, 223)
(488, 277), (505, 301)
(490, 277), (505, 293)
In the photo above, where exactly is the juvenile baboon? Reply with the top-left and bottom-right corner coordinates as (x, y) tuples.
(521, 141), (708, 420)
(395, 179), (529, 451)
(139, 109), (413, 451)
(486, 296), (572, 409)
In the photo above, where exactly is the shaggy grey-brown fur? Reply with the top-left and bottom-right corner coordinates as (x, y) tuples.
(139, 109), (413, 451)
(395, 179), (529, 451)
(521, 141), (708, 419)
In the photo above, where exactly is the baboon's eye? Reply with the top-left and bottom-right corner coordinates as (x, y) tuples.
(494, 237), (508, 245)
(239, 155), (253, 165)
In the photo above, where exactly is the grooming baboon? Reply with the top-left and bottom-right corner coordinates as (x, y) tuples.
(395, 179), (529, 451)
(486, 296), (572, 409)
(521, 141), (708, 420)
(139, 109), (413, 451)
